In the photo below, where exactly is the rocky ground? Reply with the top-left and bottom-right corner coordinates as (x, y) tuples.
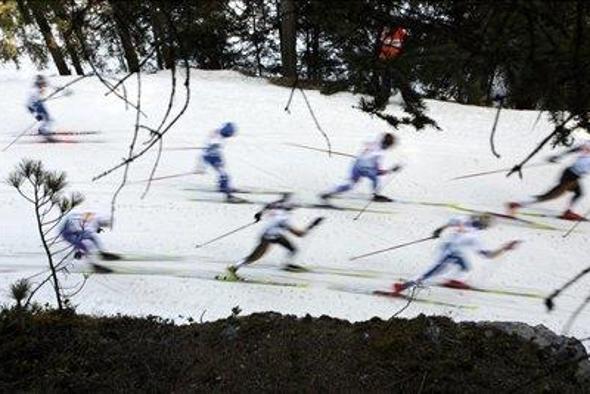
(0, 307), (588, 393)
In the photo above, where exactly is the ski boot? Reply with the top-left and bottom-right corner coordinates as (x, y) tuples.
(282, 263), (308, 273)
(90, 263), (114, 274)
(372, 194), (393, 202)
(223, 265), (240, 281)
(442, 279), (471, 290)
(99, 251), (122, 261)
(506, 202), (521, 216)
(392, 282), (410, 294)
(560, 209), (586, 221)
(39, 130), (58, 143)
(225, 194), (247, 204)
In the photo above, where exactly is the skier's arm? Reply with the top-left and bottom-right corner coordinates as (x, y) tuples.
(432, 225), (448, 238)
(378, 164), (403, 175)
(478, 240), (521, 259)
(287, 217), (324, 237)
(96, 218), (112, 232)
(432, 218), (462, 238)
(287, 227), (307, 237)
(254, 193), (293, 222)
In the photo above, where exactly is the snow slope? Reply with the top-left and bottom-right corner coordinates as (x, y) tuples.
(1, 69), (589, 345)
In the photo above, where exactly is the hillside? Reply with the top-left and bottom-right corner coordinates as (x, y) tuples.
(1, 69), (589, 348)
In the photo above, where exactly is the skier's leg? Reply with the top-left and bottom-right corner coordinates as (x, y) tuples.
(367, 168), (380, 194)
(510, 169), (578, 214)
(366, 168), (393, 201)
(79, 231), (103, 254)
(393, 256), (450, 293)
(417, 257), (452, 283)
(566, 181), (583, 211)
(273, 236), (307, 270)
(73, 237), (90, 258)
(34, 102), (52, 136)
(209, 157), (232, 195)
(322, 165), (361, 198)
(234, 238), (271, 271)
(216, 167), (232, 195)
(204, 153), (232, 195)
(62, 231), (87, 258)
(273, 235), (297, 255)
(443, 255), (472, 287)
(273, 235), (299, 265)
(533, 170), (578, 203)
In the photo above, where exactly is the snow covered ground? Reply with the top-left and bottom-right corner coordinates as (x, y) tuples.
(1, 69), (589, 346)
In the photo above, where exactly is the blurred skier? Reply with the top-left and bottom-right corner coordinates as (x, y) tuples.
(507, 142), (590, 220)
(26, 75), (54, 140)
(60, 212), (115, 260)
(320, 133), (402, 202)
(199, 122), (241, 202)
(392, 214), (520, 293)
(226, 194), (324, 278)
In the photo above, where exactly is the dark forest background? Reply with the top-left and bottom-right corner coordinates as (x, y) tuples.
(1, 0), (588, 141)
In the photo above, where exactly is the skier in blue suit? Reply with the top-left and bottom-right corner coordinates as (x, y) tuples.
(200, 122), (240, 202)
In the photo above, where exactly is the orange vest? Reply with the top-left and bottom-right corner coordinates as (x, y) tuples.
(379, 27), (408, 60)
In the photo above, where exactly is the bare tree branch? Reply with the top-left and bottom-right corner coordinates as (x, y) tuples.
(109, 71), (143, 225)
(141, 62), (178, 198)
(104, 45), (158, 97)
(507, 114), (576, 178)
(92, 59), (191, 182)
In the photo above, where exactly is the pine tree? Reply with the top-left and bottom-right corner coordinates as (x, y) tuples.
(7, 160), (84, 310)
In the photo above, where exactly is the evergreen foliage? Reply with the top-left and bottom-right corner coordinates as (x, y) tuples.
(0, 1), (588, 139)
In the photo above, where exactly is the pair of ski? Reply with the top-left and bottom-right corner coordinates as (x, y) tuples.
(87, 251), (183, 273)
(187, 187), (566, 229)
(23, 130), (103, 144)
(89, 256), (307, 289)
(333, 280), (544, 310)
(87, 251), (543, 309)
(216, 266), (541, 310)
(87, 257), (469, 308)
(187, 190), (395, 215)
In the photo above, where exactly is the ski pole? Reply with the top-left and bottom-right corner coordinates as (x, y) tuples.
(131, 171), (202, 184)
(449, 162), (551, 181)
(284, 142), (354, 158)
(43, 93), (72, 102)
(349, 236), (435, 261)
(2, 121), (38, 152)
(545, 265), (590, 311)
(352, 172), (399, 221)
(195, 220), (257, 249)
(163, 146), (205, 151)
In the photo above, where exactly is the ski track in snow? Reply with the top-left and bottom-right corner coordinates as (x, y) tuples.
(1, 70), (589, 348)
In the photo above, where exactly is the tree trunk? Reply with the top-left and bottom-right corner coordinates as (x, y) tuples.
(28, 0), (71, 75)
(308, 26), (320, 82)
(252, 10), (263, 76)
(151, 19), (164, 70)
(33, 187), (63, 310)
(109, 0), (140, 72)
(49, 1), (84, 75)
(279, 0), (297, 79)
(149, 6), (174, 69)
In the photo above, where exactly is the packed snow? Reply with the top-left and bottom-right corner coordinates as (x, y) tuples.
(1, 69), (589, 346)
